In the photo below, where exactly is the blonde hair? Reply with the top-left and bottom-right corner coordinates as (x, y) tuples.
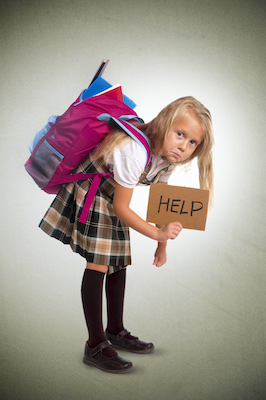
(93, 96), (214, 207)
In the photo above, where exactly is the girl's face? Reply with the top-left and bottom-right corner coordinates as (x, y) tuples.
(162, 110), (204, 163)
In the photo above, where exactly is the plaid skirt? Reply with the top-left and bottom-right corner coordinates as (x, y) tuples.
(39, 154), (131, 273)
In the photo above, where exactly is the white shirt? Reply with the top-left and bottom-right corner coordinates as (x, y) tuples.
(107, 139), (174, 188)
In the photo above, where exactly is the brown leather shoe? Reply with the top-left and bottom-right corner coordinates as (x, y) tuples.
(83, 340), (133, 373)
(106, 329), (155, 354)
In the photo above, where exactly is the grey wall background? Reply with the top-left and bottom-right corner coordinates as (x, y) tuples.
(1, 0), (265, 399)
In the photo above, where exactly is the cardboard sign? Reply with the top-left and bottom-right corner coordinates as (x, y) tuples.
(146, 184), (209, 231)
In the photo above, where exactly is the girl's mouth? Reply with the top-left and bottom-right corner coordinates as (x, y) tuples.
(173, 152), (181, 159)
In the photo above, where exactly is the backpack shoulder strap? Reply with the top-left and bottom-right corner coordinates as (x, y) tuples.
(79, 113), (152, 224)
(97, 113), (152, 168)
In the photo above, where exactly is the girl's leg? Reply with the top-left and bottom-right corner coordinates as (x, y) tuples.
(81, 263), (107, 348)
(81, 263), (133, 373)
(105, 268), (127, 334)
(105, 268), (138, 339)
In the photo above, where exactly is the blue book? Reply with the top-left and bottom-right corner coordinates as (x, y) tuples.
(81, 76), (136, 109)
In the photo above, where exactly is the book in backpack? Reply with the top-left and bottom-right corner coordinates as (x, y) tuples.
(24, 68), (151, 223)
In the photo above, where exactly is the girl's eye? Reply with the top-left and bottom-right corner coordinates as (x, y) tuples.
(190, 140), (196, 146)
(177, 132), (183, 138)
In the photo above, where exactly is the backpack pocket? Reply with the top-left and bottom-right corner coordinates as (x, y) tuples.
(25, 139), (64, 190)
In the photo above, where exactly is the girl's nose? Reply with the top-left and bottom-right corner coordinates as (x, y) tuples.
(178, 140), (188, 151)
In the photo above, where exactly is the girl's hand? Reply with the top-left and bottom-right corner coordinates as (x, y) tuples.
(157, 222), (183, 242)
(153, 246), (167, 267)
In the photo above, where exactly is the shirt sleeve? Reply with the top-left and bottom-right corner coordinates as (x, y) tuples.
(111, 140), (147, 188)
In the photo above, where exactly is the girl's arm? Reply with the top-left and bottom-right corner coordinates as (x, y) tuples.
(154, 216), (168, 267)
(153, 182), (169, 267)
(113, 183), (182, 242)
(153, 241), (167, 267)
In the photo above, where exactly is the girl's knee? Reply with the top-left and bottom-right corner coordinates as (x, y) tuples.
(86, 262), (108, 273)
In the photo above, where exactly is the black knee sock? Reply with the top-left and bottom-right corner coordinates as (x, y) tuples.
(106, 268), (126, 334)
(81, 269), (106, 348)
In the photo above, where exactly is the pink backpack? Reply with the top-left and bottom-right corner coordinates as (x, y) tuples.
(25, 92), (151, 223)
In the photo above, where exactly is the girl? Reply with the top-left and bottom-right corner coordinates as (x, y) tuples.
(39, 96), (214, 374)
